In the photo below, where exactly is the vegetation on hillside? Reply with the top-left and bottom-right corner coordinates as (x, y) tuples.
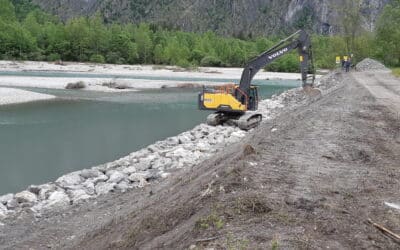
(392, 68), (400, 77)
(0, 0), (399, 71)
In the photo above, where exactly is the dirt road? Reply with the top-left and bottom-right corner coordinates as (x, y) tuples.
(1, 70), (399, 249)
(352, 70), (400, 114)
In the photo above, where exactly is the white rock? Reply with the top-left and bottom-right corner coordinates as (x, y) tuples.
(178, 134), (192, 144)
(80, 169), (102, 179)
(231, 131), (246, 138)
(82, 181), (96, 195)
(147, 145), (160, 153)
(160, 172), (171, 178)
(90, 174), (109, 185)
(6, 199), (18, 210)
(115, 181), (130, 192)
(56, 172), (83, 188)
(38, 184), (57, 200)
(166, 147), (191, 158)
(122, 166), (137, 175)
(196, 141), (210, 152)
(165, 137), (179, 146)
(43, 191), (70, 209)
(152, 158), (173, 170)
(68, 189), (91, 202)
(0, 203), (7, 218)
(0, 194), (14, 205)
(114, 158), (130, 167)
(128, 173), (148, 188)
(139, 154), (157, 168)
(96, 182), (116, 195)
(15, 191), (37, 204)
(108, 171), (127, 184)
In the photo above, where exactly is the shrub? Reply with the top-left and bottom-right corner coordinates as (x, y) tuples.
(200, 56), (223, 67)
(89, 54), (105, 63)
(66, 81), (86, 89)
(47, 53), (61, 61)
(106, 52), (125, 64)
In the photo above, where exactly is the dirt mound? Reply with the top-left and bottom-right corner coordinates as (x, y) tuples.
(356, 58), (387, 72)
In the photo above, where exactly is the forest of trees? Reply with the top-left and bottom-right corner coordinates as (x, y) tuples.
(0, 0), (399, 72)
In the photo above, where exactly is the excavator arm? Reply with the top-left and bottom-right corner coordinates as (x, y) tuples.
(236, 30), (316, 102)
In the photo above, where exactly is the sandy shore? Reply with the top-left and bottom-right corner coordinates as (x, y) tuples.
(0, 88), (56, 105)
(0, 60), (303, 80)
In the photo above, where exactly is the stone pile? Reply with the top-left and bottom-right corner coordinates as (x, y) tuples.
(356, 58), (387, 72)
(1, 73), (334, 221)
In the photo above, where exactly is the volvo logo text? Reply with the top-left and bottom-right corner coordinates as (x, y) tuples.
(268, 48), (288, 60)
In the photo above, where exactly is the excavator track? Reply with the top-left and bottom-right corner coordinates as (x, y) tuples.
(206, 112), (262, 130)
(237, 112), (262, 130)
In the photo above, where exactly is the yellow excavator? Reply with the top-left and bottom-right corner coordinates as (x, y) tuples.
(198, 30), (320, 130)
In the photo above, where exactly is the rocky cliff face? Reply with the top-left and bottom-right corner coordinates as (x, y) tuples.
(31, 0), (390, 36)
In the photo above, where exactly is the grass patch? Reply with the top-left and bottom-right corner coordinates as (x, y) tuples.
(195, 212), (225, 230)
(392, 68), (400, 77)
(226, 233), (250, 250)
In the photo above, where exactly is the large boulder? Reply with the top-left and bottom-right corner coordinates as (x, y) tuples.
(96, 182), (116, 195)
(128, 173), (148, 188)
(82, 180), (96, 195)
(80, 169), (102, 179)
(0, 193), (14, 205)
(68, 189), (91, 203)
(138, 154), (158, 170)
(56, 172), (84, 188)
(15, 191), (37, 204)
(44, 191), (70, 209)
(107, 171), (127, 184)
(115, 181), (131, 192)
(6, 199), (18, 210)
(38, 184), (57, 200)
(90, 174), (109, 184)
(122, 166), (137, 175)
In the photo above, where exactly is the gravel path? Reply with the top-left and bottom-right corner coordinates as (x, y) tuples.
(352, 71), (400, 113)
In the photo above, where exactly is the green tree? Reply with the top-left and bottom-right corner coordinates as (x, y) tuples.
(332, 0), (363, 54)
(0, 0), (16, 22)
(134, 23), (153, 63)
(87, 13), (109, 56)
(376, 0), (400, 66)
(65, 17), (90, 61)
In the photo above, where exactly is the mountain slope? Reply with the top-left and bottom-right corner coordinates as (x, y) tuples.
(31, 0), (390, 36)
